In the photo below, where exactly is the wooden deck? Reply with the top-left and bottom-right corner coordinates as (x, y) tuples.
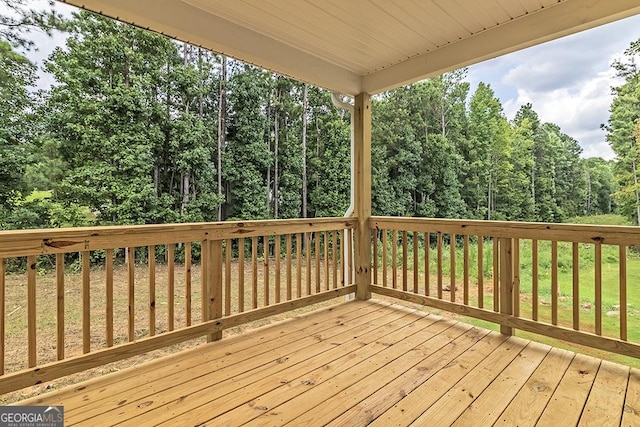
(19, 299), (640, 426)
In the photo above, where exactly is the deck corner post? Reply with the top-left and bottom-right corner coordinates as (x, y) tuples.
(499, 237), (514, 336)
(354, 92), (372, 301)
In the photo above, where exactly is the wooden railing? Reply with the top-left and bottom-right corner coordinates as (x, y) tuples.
(0, 217), (355, 394)
(370, 216), (640, 359)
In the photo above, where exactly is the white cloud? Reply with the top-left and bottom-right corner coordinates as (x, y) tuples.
(468, 14), (640, 160)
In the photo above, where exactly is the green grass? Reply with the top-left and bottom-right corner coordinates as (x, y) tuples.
(566, 214), (632, 226)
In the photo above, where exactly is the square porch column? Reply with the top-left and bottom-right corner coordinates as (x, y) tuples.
(354, 92), (372, 300)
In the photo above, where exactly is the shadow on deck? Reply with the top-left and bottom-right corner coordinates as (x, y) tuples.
(18, 299), (640, 426)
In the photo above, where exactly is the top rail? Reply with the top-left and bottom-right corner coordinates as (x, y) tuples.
(371, 216), (640, 246)
(0, 217), (356, 257)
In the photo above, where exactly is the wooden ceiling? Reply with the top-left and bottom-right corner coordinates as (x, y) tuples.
(59, 0), (640, 95)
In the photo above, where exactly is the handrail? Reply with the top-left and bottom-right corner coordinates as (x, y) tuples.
(370, 216), (640, 359)
(0, 217), (356, 395)
(0, 217), (354, 257)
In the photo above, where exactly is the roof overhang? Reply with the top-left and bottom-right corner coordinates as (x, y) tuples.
(58, 0), (640, 95)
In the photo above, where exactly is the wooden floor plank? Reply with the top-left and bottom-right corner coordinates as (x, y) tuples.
(407, 338), (531, 426)
(72, 303), (414, 425)
(622, 368), (640, 426)
(451, 341), (551, 426)
(536, 353), (601, 426)
(25, 299), (382, 407)
(368, 331), (510, 427)
(493, 346), (574, 427)
(295, 325), (491, 427)
(52, 300), (387, 419)
(158, 312), (446, 427)
(579, 359), (629, 427)
(240, 317), (456, 427)
(8, 299), (636, 427)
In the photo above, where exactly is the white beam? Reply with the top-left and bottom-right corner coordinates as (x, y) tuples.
(60, 0), (362, 95)
(363, 0), (640, 94)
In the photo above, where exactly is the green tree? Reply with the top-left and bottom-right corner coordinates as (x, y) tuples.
(606, 39), (640, 223)
(223, 64), (272, 219)
(0, 0), (67, 50)
(0, 40), (35, 225)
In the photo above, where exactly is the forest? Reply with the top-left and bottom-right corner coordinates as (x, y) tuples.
(2, 5), (640, 230)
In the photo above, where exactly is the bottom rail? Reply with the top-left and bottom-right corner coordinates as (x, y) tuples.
(372, 285), (640, 359)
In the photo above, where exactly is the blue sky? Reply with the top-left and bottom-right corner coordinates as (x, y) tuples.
(21, 2), (640, 160)
(466, 14), (640, 160)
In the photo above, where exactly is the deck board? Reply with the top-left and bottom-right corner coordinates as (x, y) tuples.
(16, 299), (639, 426)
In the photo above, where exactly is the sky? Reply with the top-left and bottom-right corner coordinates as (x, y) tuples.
(17, 2), (640, 161)
(466, 14), (640, 160)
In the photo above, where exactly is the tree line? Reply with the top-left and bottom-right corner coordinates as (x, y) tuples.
(1, 9), (634, 231)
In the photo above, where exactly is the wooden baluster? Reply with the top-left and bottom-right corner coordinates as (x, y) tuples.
(402, 230), (408, 291)
(499, 238), (513, 336)
(413, 232), (419, 294)
(82, 251), (91, 353)
(347, 229), (356, 285)
(323, 231), (329, 291)
(127, 247), (135, 342)
(463, 235), (469, 306)
(238, 238), (245, 312)
(572, 242), (579, 331)
(513, 238), (520, 318)
(275, 236), (281, 303)
(105, 249), (114, 347)
(493, 238), (499, 312)
(296, 233), (302, 297)
(286, 235), (292, 300)
(225, 240), (232, 314)
(306, 233), (312, 295)
(56, 253), (65, 359)
(450, 233), (456, 303)
(532, 240), (538, 321)
(185, 243), (192, 326)
(382, 230), (388, 288)
(167, 244), (175, 331)
(595, 243), (602, 335)
(620, 245), (628, 341)
(332, 231), (338, 289)
(373, 229), (378, 285)
(315, 232), (321, 293)
(392, 230), (398, 289)
(27, 255), (37, 366)
(264, 236), (270, 305)
(551, 241), (558, 326)
(477, 236), (483, 308)
(437, 232), (443, 299)
(424, 232), (430, 296)
(252, 237), (258, 309)
(148, 245), (156, 337)
(201, 241), (209, 324)
(210, 240), (223, 341)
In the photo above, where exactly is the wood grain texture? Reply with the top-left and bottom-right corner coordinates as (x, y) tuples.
(27, 255), (36, 367)
(370, 216), (640, 246)
(0, 217), (355, 257)
(353, 92), (371, 300)
(56, 253), (65, 360)
(13, 300), (636, 427)
(0, 287), (355, 396)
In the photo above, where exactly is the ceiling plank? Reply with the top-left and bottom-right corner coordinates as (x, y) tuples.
(362, 0), (640, 94)
(60, 0), (362, 94)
